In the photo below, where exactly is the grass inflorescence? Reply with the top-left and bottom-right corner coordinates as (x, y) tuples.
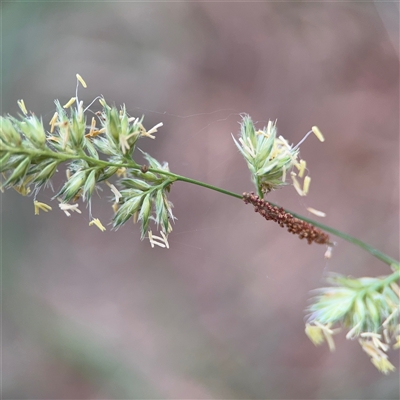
(1, 74), (399, 373)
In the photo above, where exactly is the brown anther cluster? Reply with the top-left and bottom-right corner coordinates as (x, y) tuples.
(243, 192), (330, 245)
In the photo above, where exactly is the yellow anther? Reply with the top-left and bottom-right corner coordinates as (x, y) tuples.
(116, 167), (127, 178)
(303, 176), (311, 195)
(76, 73), (87, 88)
(49, 112), (58, 133)
(89, 218), (106, 232)
(17, 99), (28, 115)
(34, 200), (52, 215)
(63, 97), (76, 109)
(298, 159), (306, 178)
(312, 126), (325, 142)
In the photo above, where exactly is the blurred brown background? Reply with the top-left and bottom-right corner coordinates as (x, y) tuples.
(2, 1), (399, 399)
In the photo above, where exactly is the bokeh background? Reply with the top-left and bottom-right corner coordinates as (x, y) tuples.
(2, 1), (399, 399)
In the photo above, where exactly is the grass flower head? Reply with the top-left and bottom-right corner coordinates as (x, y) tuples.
(233, 115), (317, 197)
(306, 272), (400, 373)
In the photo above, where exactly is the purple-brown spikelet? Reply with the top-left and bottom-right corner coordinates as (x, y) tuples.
(243, 192), (330, 245)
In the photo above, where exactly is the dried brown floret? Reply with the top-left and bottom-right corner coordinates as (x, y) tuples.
(242, 192), (330, 245)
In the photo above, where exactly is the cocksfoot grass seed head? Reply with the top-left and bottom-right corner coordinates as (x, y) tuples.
(307, 275), (400, 333)
(306, 272), (400, 374)
(233, 115), (323, 197)
(232, 115), (299, 195)
(1, 74), (173, 245)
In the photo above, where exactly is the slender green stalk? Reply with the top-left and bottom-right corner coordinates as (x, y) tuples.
(285, 211), (399, 267)
(4, 145), (398, 267)
(369, 269), (400, 290)
(160, 172), (243, 199)
(165, 172), (399, 267)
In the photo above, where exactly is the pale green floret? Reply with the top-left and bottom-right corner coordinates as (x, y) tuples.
(113, 194), (144, 228)
(0, 117), (22, 146)
(0, 154), (26, 174)
(20, 115), (47, 148)
(120, 107), (129, 136)
(161, 199), (171, 234)
(154, 190), (173, 234)
(3, 157), (30, 187)
(140, 149), (166, 170)
(69, 107), (86, 148)
(138, 194), (152, 238)
(130, 169), (160, 183)
(155, 190), (164, 226)
(0, 152), (12, 168)
(84, 138), (99, 160)
(32, 160), (59, 186)
(120, 178), (151, 191)
(82, 169), (97, 201)
(99, 166), (120, 182)
(56, 170), (87, 202)
(92, 136), (120, 156)
(365, 296), (380, 330)
(103, 102), (120, 144)
(352, 297), (367, 328)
